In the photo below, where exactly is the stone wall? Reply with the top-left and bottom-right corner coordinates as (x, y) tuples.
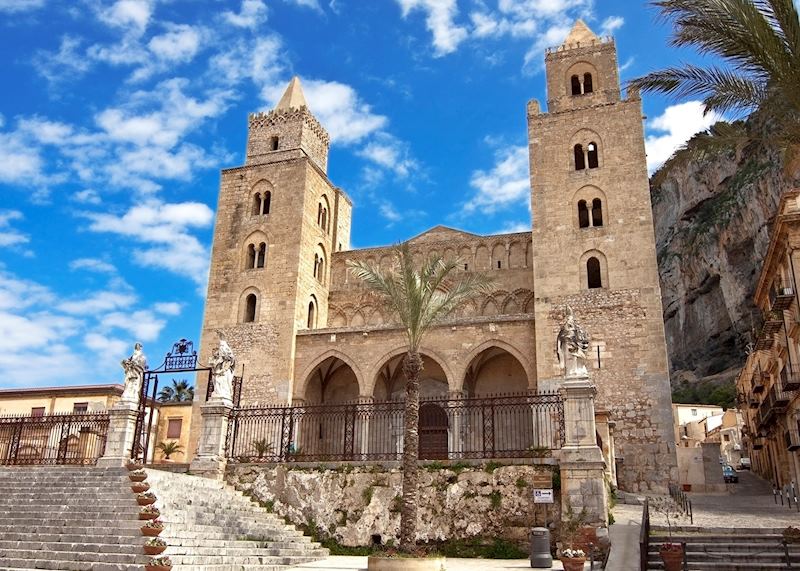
(226, 462), (558, 547)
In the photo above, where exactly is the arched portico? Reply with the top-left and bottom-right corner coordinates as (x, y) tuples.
(295, 350), (366, 403)
(458, 340), (535, 395)
(367, 346), (454, 398)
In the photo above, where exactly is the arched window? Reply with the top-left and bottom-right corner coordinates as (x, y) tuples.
(244, 294), (257, 323)
(246, 244), (256, 269)
(587, 142), (599, 169)
(256, 243), (266, 268)
(270, 136), (279, 151)
(317, 204), (323, 226)
(314, 253), (320, 279)
(587, 257), (602, 289)
(307, 297), (317, 329)
(570, 75), (581, 95)
(262, 191), (271, 214)
(252, 193), (262, 216)
(574, 144), (585, 170)
(318, 197), (330, 233)
(591, 198), (603, 227)
(583, 73), (594, 94)
(578, 200), (590, 228)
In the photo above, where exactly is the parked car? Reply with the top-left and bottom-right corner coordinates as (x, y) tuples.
(738, 457), (751, 470)
(723, 465), (739, 483)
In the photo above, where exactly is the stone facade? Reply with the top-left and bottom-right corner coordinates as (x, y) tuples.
(193, 21), (677, 492)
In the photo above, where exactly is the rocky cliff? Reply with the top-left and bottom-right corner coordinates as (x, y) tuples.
(652, 124), (799, 395)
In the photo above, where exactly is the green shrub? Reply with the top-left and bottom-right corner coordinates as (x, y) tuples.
(489, 490), (502, 509)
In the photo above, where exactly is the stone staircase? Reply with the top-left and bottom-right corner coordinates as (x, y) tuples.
(646, 527), (800, 570)
(0, 466), (327, 571)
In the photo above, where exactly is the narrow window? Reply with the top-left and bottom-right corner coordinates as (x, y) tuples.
(270, 136), (279, 151)
(262, 191), (271, 214)
(592, 198), (603, 227)
(256, 243), (266, 268)
(321, 208), (328, 232)
(73, 402), (88, 414)
(571, 75), (581, 95)
(318, 257), (325, 282)
(307, 300), (316, 329)
(247, 244), (256, 269)
(317, 204), (322, 225)
(31, 407), (45, 417)
(574, 144), (585, 170)
(464, 264), (468, 271)
(244, 294), (257, 323)
(587, 142), (599, 169)
(587, 257), (602, 289)
(583, 73), (594, 94)
(578, 200), (590, 228)
(338, 243), (342, 252)
(167, 418), (182, 439)
(252, 193), (262, 216)
(314, 253), (319, 279)
(497, 260), (502, 269)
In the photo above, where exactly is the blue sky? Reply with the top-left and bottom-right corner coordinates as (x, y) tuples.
(0, 0), (721, 388)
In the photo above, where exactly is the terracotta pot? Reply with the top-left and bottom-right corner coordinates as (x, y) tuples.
(137, 497), (156, 506)
(143, 545), (167, 555)
(561, 557), (586, 571)
(129, 473), (147, 482)
(141, 526), (164, 537)
(139, 511), (160, 520)
(144, 565), (171, 571)
(126, 462), (143, 471)
(682, 483), (692, 492)
(131, 483), (150, 493)
(660, 546), (684, 571)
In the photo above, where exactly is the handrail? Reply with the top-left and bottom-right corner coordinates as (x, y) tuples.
(639, 498), (650, 571)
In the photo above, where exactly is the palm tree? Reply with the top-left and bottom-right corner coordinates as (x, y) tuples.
(629, 0), (800, 155)
(348, 242), (491, 550)
(156, 440), (184, 460)
(157, 379), (194, 402)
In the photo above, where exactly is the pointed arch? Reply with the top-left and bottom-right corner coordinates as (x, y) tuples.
(294, 349), (367, 402)
(456, 339), (535, 394)
(366, 345), (455, 396)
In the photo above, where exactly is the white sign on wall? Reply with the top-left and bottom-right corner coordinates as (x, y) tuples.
(533, 489), (554, 504)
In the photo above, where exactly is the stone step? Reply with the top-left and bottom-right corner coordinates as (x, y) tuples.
(0, 560), (139, 571)
(0, 533), (141, 544)
(0, 549), (146, 565)
(646, 562), (796, 570)
(0, 518), (143, 528)
(0, 541), (143, 554)
(648, 541), (800, 553)
(0, 526), (142, 538)
(0, 507), (141, 517)
(167, 554), (322, 565)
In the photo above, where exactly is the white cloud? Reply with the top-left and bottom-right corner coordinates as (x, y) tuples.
(34, 36), (93, 84)
(396, 0), (468, 56)
(0, 210), (29, 248)
(285, 0), (321, 11)
(0, 0), (44, 12)
(357, 134), (417, 177)
(72, 189), (102, 205)
(98, 0), (153, 34)
(100, 309), (166, 341)
(224, 0), (268, 28)
(496, 221), (530, 233)
(463, 145), (530, 215)
(0, 129), (45, 185)
(645, 101), (723, 173)
(148, 25), (202, 62)
(600, 15), (624, 36)
(153, 301), (181, 315)
(58, 291), (137, 315)
(82, 200), (214, 288)
(70, 258), (117, 274)
(379, 201), (402, 223)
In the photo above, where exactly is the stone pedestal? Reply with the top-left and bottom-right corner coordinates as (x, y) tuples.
(98, 401), (139, 467)
(559, 377), (608, 527)
(189, 399), (233, 480)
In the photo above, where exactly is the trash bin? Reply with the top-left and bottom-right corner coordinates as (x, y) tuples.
(529, 527), (552, 568)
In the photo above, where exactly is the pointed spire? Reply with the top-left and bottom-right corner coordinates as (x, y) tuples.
(563, 19), (599, 46)
(275, 76), (308, 111)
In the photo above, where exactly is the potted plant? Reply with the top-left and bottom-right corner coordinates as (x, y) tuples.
(650, 497), (687, 571)
(144, 538), (167, 556)
(783, 526), (800, 544)
(558, 502), (589, 571)
(131, 481), (150, 493)
(139, 504), (161, 520)
(156, 440), (184, 463)
(252, 438), (274, 461)
(144, 556), (172, 571)
(129, 469), (147, 482)
(141, 519), (165, 537)
(126, 459), (144, 471)
(137, 491), (157, 506)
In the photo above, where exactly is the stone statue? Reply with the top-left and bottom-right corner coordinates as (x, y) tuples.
(556, 306), (590, 379)
(209, 330), (235, 404)
(120, 343), (147, 403)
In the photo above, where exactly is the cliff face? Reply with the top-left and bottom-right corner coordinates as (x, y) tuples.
(652, 135), (797, 387)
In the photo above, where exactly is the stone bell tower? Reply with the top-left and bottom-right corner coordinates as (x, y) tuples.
(528, 21), (677, 492)
(194, 77), (352, 425)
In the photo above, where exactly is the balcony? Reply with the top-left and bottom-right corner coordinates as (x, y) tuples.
(752, 436), (765, 450)
(751, 370), (767, 394)
(769, 285), (795, 312)
(780, 366), (800, 391)
(758, 401), (775, 428)
(754, 310), (783, 350)
(748, 395), (760, 409)
(786, 425), (800, 451)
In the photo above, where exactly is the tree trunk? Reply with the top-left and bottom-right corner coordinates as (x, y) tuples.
(399, 350), (423, 551)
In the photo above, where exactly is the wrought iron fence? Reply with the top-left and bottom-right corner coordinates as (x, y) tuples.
(205, 374), (244, 407)
(226, 391), (564, 463)
(0, 412), (110, 465)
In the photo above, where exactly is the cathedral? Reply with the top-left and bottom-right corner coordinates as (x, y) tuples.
(193, 20), (677, 492)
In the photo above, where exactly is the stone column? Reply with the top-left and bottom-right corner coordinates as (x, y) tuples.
(97, 401), (139, 467)
(189, 398), (233, 480)
(559, 377), (608, 527)
(358, 395), (373, 460)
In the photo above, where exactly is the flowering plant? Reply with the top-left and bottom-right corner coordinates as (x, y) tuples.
(140, 504), (160, 514)
(137, 491), (156, 499)
(148, 556), (172, 567)
(129, 469), (147, 477)
(784, 526), (800, 544)
(561, 548), (585, 558)
(143, 519), (165, 529)
(145, 538), (167, 547)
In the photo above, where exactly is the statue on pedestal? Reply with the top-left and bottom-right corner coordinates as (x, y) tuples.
(556, 306), (590, 379)
(120, 343), (147, 403)
(208, 330), (235, 404)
